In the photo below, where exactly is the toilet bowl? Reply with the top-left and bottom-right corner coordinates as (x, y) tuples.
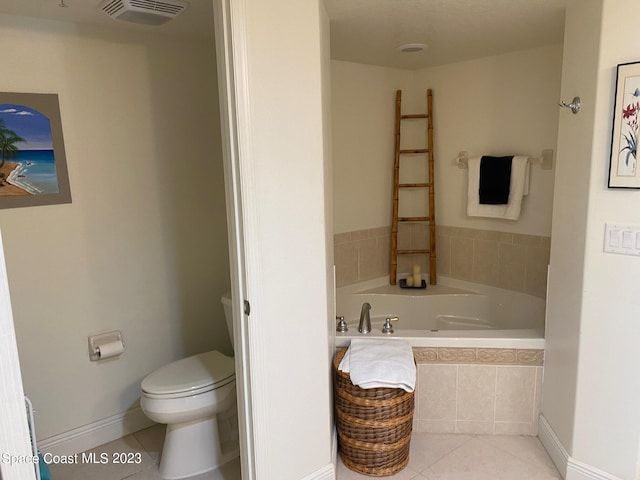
(140, 293), (237, 479)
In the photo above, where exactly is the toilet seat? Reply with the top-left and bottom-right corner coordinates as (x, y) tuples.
(141, 350), (235, 399)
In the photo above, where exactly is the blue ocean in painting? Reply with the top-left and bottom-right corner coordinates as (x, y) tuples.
(7, 150), (59, 194)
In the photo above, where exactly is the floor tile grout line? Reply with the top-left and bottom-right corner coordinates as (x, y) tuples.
(416, 433), (477, 475)
(473, 435), (559, 474)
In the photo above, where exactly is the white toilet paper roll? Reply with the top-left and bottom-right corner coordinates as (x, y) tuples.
(97, 340), (124, 359)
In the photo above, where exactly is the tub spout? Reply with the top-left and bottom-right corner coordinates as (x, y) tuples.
(358, 302), (372, 334)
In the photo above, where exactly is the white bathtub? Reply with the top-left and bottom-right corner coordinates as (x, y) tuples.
(335, 276), (545, 349)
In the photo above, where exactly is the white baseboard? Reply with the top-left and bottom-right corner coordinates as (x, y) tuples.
(38, 407), (155, 457)
(300, 464), (335, 480)
(538, 414), (570, 478)
(538, 415), (623, 480)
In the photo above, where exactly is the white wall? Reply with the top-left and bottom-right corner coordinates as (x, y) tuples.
(416, 45), (562, 236)
(545, 0), (640, 478)
(542, 0), (602, 459)
(571, 0), (640, 476)
(332, 61), (416, 233)
(0, 15), (230, 442)
(231, 0), (333, 478)
(332, 45), (563, 237)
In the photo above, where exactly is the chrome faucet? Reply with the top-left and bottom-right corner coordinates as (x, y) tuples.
(358, 302), (371, 334)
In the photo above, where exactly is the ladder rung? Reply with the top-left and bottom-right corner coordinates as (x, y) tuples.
(397, 249), (430, 255)
(401, 114), (427, 119)
(399, 149), (428, 154)
(398, 217), (429, 222)
(398, 183), (430, 188)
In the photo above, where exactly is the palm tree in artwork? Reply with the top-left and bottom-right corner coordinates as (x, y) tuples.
(0, 119), (26, 169)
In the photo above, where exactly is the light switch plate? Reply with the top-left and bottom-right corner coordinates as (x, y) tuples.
(604, 223), (640, 256)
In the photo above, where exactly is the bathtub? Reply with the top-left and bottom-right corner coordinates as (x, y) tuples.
(335, 276), (545, 349)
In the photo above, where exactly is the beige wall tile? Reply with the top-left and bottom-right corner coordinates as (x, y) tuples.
(370, 226), (391, 238)
(477, 349), (517, 364)
(513, 233), (542, 246)
(350, 229), (370, 241)
(438, 348), (477, 363)
(335, 241), (358, 286)
(334, 225), (549, 296)
(451, 236), (474, 280)
(516, 350), (544, 366)
(413, 347), (438, 363)
(377, 235), (391, 277)
(437, 225), (451, 236)
(334, 232), (351, 245)
(418, 364), (457, 421)
(473, 239), (499, 286)
(457, 366), (497, 422)
(437, 234), (451, 276)
(498, 243), (526, 290)
(397, 223), (411, 250)
(411, 223), (429, 250)
(455, 421), (494, 435)
(358, 238), (377, 280)
(525, 245), (550, 298)
(495, 366), (536, 423)
(448, 226), (464, 237)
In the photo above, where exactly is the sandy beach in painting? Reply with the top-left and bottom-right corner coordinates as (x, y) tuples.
(0, 162), (29, 196)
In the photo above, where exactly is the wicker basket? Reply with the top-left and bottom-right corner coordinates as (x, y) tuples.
(333, 348), (415, 477)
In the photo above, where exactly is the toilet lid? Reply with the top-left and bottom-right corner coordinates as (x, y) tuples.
(141, 350), (235, 396)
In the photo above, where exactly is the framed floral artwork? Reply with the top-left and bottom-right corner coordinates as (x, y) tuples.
(609, 62), (640, 188)
(0, 92), (71, 209)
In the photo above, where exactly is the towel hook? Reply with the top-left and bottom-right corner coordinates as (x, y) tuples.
(559, 96), (582, 114)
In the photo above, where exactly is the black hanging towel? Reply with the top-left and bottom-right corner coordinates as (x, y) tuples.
(479, 156), (513, 204)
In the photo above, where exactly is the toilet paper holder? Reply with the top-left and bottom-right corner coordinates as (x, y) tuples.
(88, 330), (125, 361)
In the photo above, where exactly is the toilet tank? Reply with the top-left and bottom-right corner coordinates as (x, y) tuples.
(221, 291), (234, 349)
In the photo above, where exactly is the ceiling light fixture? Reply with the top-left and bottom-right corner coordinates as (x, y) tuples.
(58, 0), (68, 7)
(398, 43), (428, 53)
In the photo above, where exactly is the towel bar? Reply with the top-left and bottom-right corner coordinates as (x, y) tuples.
(455, 149), (554, 170)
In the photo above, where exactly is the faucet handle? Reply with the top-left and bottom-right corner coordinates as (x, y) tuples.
(382, 316), (398, 334)
(336, 315), (348, 333)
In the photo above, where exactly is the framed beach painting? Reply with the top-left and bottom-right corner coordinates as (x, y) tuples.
(609, 61), (640, 188)
(0, 92), (71, 208)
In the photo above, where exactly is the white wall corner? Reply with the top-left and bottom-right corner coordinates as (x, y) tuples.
(539, 415), (624, 480)
(299, 463), (335, 480)
(37, 407), (154, 457)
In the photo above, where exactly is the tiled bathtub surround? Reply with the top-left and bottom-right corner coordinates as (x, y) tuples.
(334, 226), (391, 286)
(412, 347), (544, 436)
(437, 226), (550, 298)
(334, 225), (550, 298)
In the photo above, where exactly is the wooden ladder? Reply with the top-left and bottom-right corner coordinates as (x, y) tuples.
(390, 89), (437, 285)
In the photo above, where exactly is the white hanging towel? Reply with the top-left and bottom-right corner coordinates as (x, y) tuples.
(466, 155), (530, 220)
(338, 339), (416, 392)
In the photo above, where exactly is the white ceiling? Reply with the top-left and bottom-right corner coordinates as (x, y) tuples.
(324, 0), (568, 69)
(0, 1), (567, 68)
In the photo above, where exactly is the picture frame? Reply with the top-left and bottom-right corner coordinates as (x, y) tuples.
(0, 92), (71, 209)
(609, 61), (640, 188)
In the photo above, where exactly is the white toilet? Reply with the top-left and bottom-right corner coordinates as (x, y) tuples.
(140, 293), (237, 479)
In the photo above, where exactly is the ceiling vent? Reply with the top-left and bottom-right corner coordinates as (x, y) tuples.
(100, 0), (188, 26)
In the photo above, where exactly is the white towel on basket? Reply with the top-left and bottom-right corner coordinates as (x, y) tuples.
(338, 339), (416, 392)
(466, 155), (530, 220)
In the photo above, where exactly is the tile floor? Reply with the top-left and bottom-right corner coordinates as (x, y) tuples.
(337, 433), (561, 480)
(46, 424), (240, 480)
(46, 425), (560, 480)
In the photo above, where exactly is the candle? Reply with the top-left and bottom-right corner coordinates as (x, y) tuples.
(406, 276), (414, 287)
(412, 264), (422, 287)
